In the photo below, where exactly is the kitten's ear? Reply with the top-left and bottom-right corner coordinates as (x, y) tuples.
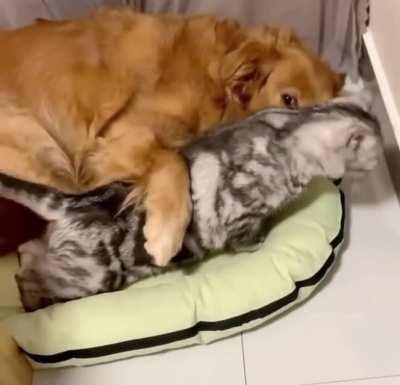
(356, 83), (378, 110)
(344, 127), (381, 174)
(259, 110), (294, 129)
(321, 122), (378, 155)
(346, 130), (370, 150)
(335, 82), (378, 111)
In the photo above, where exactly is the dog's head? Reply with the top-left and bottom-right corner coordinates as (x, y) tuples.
(212, 21), (345, 120)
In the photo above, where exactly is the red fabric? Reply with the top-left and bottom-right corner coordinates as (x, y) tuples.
(0, 198), (46, 255)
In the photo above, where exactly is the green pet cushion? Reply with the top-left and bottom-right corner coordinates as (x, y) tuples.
(0, 177), (344, 369)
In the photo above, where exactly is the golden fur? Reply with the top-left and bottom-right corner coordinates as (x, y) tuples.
(0, 324), (32, 385)
(0, 8), (344, 265)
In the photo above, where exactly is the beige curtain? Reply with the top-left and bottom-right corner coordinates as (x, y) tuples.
(130, 0), (369, 79)
(0, 0), (121, 28)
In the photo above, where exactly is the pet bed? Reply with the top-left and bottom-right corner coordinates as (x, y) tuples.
(0, 177), (344, 369)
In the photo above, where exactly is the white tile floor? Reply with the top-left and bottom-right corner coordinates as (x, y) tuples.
(34, 336), (246, 385)
(33, 153), (400, 385)
(242, 157), (400, 385)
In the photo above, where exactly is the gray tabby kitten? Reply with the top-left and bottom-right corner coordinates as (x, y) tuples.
(0, 93), (381, 312)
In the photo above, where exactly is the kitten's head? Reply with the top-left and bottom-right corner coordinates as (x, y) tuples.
(290, 92), (382, 179)
(252, 88), (381, 179)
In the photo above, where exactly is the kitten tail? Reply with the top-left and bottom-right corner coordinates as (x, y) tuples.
(0, 173), (66, 221)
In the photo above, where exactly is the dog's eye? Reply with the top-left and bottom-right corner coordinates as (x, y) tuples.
(281, 93), (298, 109)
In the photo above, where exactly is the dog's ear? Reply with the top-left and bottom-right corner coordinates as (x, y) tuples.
(270, 26), (346, 97)
(219, 40), (278, 106)
(214, 19), (244, 52)
(251, 26), (301, 49)
(274, 27), (302, 48)
(213, 20), (285, 107)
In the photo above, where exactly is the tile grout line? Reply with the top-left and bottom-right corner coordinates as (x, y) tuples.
(301, 373), (400, 385)
(240, 333), (248, 385)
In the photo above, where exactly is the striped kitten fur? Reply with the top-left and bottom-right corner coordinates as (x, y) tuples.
(0, 92), (381, 311)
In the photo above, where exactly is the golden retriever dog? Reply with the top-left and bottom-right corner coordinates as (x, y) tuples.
(0, 7), (344, 266)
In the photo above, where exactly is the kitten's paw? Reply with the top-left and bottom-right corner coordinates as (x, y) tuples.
(18, 239), (47, 258)
(17, 251), (35, 270)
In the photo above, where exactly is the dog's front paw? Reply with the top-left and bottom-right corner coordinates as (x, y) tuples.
(143, 198), (192, 267)
(143, 214), (188, 267)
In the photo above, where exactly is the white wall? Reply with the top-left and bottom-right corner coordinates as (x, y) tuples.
(366, 1), (400, 198)
(370, 0), (400, 114)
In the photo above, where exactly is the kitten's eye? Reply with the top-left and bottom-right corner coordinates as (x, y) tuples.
(281, 93), (298, 109)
